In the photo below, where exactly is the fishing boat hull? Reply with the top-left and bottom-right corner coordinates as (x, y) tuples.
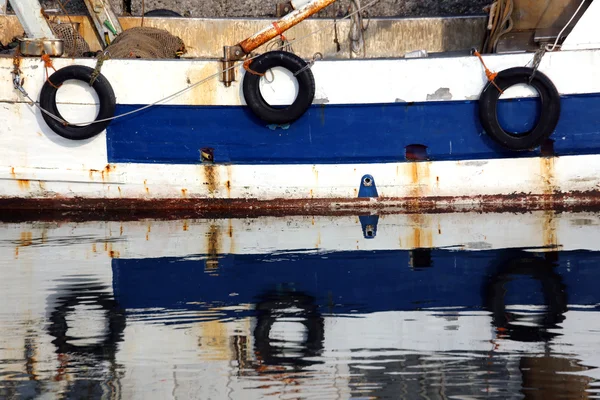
(2, 41), (600, 213)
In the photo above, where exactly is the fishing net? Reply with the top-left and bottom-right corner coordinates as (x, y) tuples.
(103, 27), (186, 59)
(50, 22), (90, 57)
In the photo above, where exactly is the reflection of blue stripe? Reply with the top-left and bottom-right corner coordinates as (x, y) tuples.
(112, 249), (600, 314)
(106, 94), (600, 165)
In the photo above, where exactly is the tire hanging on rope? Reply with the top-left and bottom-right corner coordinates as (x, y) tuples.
(242, 50), (315, 125)
(478, 66), (561, 151)
(39, 65), (116, 140)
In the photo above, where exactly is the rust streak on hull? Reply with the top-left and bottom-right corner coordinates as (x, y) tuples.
(202, 165), (220, 195)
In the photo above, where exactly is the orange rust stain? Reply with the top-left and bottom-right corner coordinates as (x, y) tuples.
(183, 220), (189, 231)
(540, 156), (556, 198)
(310, 189), (314, 198)
(144, 180), (149, 195)
(228, 220), (235, 254)
(20, 232), (33, 247)
(353, 188), (358, 196)
(436, 176), (440, 189)
(10, 168), (16, 179)
(14, 247), (19, 259)
(120, 225), (123, 236)
(226, 165), (233, 198)
(109, 250), (120, 258)
(100, 164), (115, 182)
(181, 188), (189, 198)
(202, 165), (220, 195)
(312, 166), (319, 183)
(92, 243), (97, 253)
(118, 186), (122, 197)
(146, 223), (151, 241)
(311, 217), (315, 226)
(104, 242), (108, 252)
(407, 214), (433, 249)
(542, 210), (558, 249)
(17, 180), (30, 190)
(406, 161), (432, 208)
(205, 224), (220, 271)
(437, 222), (442, 235)
(316, 232), (321, 249)
(38, 181), (46, 190)
(41, 229), (47, 244)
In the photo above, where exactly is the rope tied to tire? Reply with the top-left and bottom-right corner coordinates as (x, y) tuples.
(472, 49), (503, 94)
(243, 58), (266, 77)
(90, 52), (111, 86)
(528, 45), (546, 84)
(41, 53), (61, 90)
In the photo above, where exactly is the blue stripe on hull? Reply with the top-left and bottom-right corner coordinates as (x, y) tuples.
(106, 94), (600, 165)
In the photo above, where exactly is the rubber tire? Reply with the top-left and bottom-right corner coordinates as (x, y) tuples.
(485, 256), (567, 343)
(39, 65), (116, 140)
(143, 9), (183, 17)
(253, 291), (324, 368)
(478, 67), (561, 151)
(48, 286), (126, 358)
(243, 51), (315, 125)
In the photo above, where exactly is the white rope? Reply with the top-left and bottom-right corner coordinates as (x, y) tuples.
(16, 0), (382, 127)
(349, 0), (367, 56)
(545, 0), (588, 52)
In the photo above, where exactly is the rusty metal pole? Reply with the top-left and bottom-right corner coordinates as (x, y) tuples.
(221, 0), (338, 86)
(238, 0), (338, 54)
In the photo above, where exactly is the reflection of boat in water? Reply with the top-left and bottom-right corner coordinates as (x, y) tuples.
(1, 211), (600, 397)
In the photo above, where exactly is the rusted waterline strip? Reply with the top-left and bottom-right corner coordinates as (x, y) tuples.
(2, 191), (600, 222)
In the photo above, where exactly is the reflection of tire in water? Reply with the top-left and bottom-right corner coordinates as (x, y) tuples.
(254, 291), (324, 368)
(48, 284), (126, 359)
(485, 256), (567, 342)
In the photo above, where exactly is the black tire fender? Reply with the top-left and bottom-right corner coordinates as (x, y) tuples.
(478, 67), (561, 151)
(242, 51), (315, 125)
(39, 65), (116, 140)
(143, 9), (183, 17)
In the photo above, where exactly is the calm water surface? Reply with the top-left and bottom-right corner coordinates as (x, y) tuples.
(1, 211), (600, 399)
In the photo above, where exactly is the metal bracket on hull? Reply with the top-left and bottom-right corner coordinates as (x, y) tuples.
(358, 174), (378, 198)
